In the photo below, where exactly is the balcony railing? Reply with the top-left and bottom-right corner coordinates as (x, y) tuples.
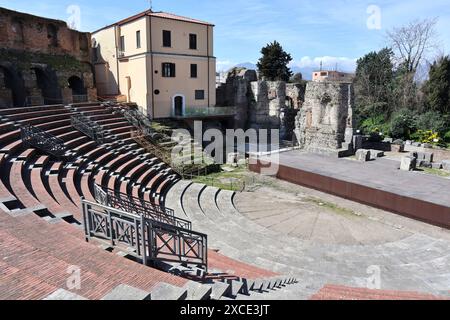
(82, 198), (207, 270)
(174, 106), (236, 119)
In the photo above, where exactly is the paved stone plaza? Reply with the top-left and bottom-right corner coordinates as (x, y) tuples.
(259, 151), (450, 208)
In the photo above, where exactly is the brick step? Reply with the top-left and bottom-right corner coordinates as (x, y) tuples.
(310, 284), (448, 300)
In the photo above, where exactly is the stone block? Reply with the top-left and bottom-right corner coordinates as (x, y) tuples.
(210, 281), (231, 300)
(183, 282), (212, 300)
(418, 160), (432, 168)
(400, 156), (417, 171)
(432, 162), (442, 170)
(370, 150), (384, 159)
(414, 152), (434, 163)
(355, 149), (371, 162)
(44, 289), (88, 300)
(101, 284), (151, 300)
(150, 283), (187, 300)
(442, 160), (450, 171)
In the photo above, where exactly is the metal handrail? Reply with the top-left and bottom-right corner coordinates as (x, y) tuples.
(71, 113), (106, 144)
(93, 184), (191, 230)
(82, 198), (207, 270)
(20, 124), (67, 158)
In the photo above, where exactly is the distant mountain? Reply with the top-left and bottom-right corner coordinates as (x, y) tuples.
(230, 63), (315, 80)
(234, 62), (257, 70)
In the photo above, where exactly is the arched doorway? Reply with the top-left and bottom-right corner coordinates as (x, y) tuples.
(68, 76), (86, 95)
(173, 95), (185, 117)
(0, 64), (26, 108)
(32, 67), (62, 105)
(68, 76), (87, 103)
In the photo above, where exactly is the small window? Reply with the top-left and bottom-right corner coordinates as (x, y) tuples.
(189, 33), (197, 50)
(163, 30), (171, 47)
(162, 63), (176, 77)
(195, 90), (205, 100)
(136, 30), (141, 48)
(190, 64), (198, 78)
(119, 36), (125, 52)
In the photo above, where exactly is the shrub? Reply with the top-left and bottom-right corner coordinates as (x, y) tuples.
(389, 109), (417, 139)
(444, 130), (450, 143)
(415, 111), (448, 135)
(411, 130), (442, 144)
(360, 115), (390, 136)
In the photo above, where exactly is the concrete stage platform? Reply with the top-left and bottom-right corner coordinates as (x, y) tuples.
(249, 151), (450, 229)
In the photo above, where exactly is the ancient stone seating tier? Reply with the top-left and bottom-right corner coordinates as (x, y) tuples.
(0, 102), (290, 300)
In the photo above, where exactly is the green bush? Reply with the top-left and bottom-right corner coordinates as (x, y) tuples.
(360, 115), (390, 136)
(389, 109), (417, 139)
(415, 111), (448, 135)
(410, 130), (441, 144)
(444, 131), (450, 143)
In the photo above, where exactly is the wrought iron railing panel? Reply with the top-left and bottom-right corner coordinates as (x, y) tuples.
(82, 199), (206, 270)
(93, 184), (190, 230)
(71, 114), (106, 144)
(21, 125), (67, 158)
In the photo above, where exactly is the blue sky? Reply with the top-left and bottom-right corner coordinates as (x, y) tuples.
(1, 0), (449, 72)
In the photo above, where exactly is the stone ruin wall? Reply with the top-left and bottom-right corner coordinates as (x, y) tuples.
(216, 68), (305, 140)
(0, 7), (96, 108)
(294, 81), (354, 155)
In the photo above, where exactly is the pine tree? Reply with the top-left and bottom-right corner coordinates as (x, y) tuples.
(424, 56), (450, 114)
(257, 41), (293, 81)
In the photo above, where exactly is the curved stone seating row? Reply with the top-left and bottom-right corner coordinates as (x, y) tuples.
(165, 180), (450, 297)
(0, 102), (291, 300)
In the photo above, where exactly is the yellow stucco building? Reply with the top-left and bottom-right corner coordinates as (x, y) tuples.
(92, 10), (216, 119)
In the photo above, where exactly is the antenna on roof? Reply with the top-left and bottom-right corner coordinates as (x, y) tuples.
(320, 61), (323, 71)
(148, 0), (153, 10)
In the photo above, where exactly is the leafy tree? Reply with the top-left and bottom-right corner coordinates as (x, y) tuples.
(391, 63), (420, 112)
(423, 56), (450, 114)
(257, 41), (293, 81)
(354, 48), (395, 122)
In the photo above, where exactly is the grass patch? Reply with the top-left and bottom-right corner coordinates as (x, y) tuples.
(420, 167), (450, 178)
(306, 197), (362, 217)
(192, 165), (252, 191)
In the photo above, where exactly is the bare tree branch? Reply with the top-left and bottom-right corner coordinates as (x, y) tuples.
(386, 18), (439, 74)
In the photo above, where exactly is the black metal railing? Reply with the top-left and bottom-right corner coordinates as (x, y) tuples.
(82, 199), (207, 270)
(93, 184), (191, 230)
(21, 124), (67, 158)
(71, 113), (106, 144)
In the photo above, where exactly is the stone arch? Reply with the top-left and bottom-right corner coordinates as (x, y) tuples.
(68, 75), (87, 95)
(0, 63), (26, 108)
(32, 66), (62, 105)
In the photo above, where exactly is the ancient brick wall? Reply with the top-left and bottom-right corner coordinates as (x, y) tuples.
(0, 7), (96, 107)
(0, 7), (91, 62)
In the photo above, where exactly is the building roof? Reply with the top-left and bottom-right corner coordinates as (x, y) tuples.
(92, 9), (214, 34)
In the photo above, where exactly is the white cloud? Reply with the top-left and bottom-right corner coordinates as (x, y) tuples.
(291, 56), (357, 72)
